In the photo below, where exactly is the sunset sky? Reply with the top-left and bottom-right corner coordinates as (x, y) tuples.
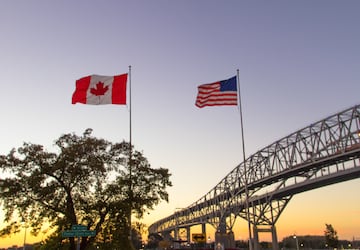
(1, 0), (360, 248)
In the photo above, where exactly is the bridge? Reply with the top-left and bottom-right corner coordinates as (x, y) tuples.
(148, 104), (360, 250)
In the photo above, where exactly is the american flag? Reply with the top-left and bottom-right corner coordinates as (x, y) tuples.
(195, 76), (238, 108)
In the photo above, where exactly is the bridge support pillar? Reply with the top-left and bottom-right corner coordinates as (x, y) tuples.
(186, 226), (191, 243)
(253, 225), (261, 250)
(215, 231), (235, 249)
(252, 225), (279, 250)
(174, 227), (178, 241)
(271, 225), (279, 250)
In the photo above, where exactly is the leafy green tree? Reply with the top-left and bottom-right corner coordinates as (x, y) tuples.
(0, 129), (172, 250)
(324, 223), (338, 248)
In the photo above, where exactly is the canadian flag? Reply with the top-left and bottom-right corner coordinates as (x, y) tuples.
(72, 74), (127, 105)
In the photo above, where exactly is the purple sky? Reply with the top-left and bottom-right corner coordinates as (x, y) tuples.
(1, 0), (360, 246)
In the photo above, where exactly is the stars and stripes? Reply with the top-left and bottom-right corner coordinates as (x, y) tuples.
(195, 76), (238, 108)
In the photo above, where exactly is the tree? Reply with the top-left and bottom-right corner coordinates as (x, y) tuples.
(0, 129), (172, 250)
(324, 223), (338, 248)
(147, 233), (164, 249)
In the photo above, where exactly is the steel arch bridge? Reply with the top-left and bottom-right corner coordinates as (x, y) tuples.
(148, 104), (360, 250)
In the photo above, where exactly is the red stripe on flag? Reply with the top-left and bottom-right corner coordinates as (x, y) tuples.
(112, 74), (128, 104)
(72, 75), (91, 104)
(195, 82), (238, 108)
(72, 73), (128, 105)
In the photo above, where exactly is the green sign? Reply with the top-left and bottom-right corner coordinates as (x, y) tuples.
(62, 230), (77, 237)
(78, 230), (96, 237)
(62, 229), (96, 237)
(62, 224), (96, 238)
(72, 224), (87, 231)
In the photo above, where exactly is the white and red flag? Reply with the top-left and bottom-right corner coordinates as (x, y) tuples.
(72, 74), (128, 105)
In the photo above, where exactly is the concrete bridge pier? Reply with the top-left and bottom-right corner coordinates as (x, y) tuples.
(253, 225), (279, 250)
(215, 231), (235, 249)
(186, 226), (191, 243)
(174, 227), (179, 241)
(215, 220), (235, 249)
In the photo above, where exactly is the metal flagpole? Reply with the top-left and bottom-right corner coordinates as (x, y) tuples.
(236, 69), (253, 250)
(129, 65), (132, 160)
(128, 65), (133, 244)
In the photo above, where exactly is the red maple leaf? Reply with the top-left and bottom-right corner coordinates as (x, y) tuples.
(90, 82), (109, 96)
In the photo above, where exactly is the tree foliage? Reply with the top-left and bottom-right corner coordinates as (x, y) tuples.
(324, 223), (338, 248)
(0, 129), (172, 250)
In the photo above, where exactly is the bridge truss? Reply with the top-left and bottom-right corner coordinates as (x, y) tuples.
(149, 104), (360, 249)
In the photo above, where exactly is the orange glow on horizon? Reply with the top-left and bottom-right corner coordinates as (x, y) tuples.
(2, 180), (360, 248)
(0, 229), (44, 249)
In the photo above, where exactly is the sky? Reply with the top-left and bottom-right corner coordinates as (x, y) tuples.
(0, 0), (360, 248)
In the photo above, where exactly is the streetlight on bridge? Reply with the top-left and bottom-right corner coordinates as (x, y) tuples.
(293, 234), (299, 250)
